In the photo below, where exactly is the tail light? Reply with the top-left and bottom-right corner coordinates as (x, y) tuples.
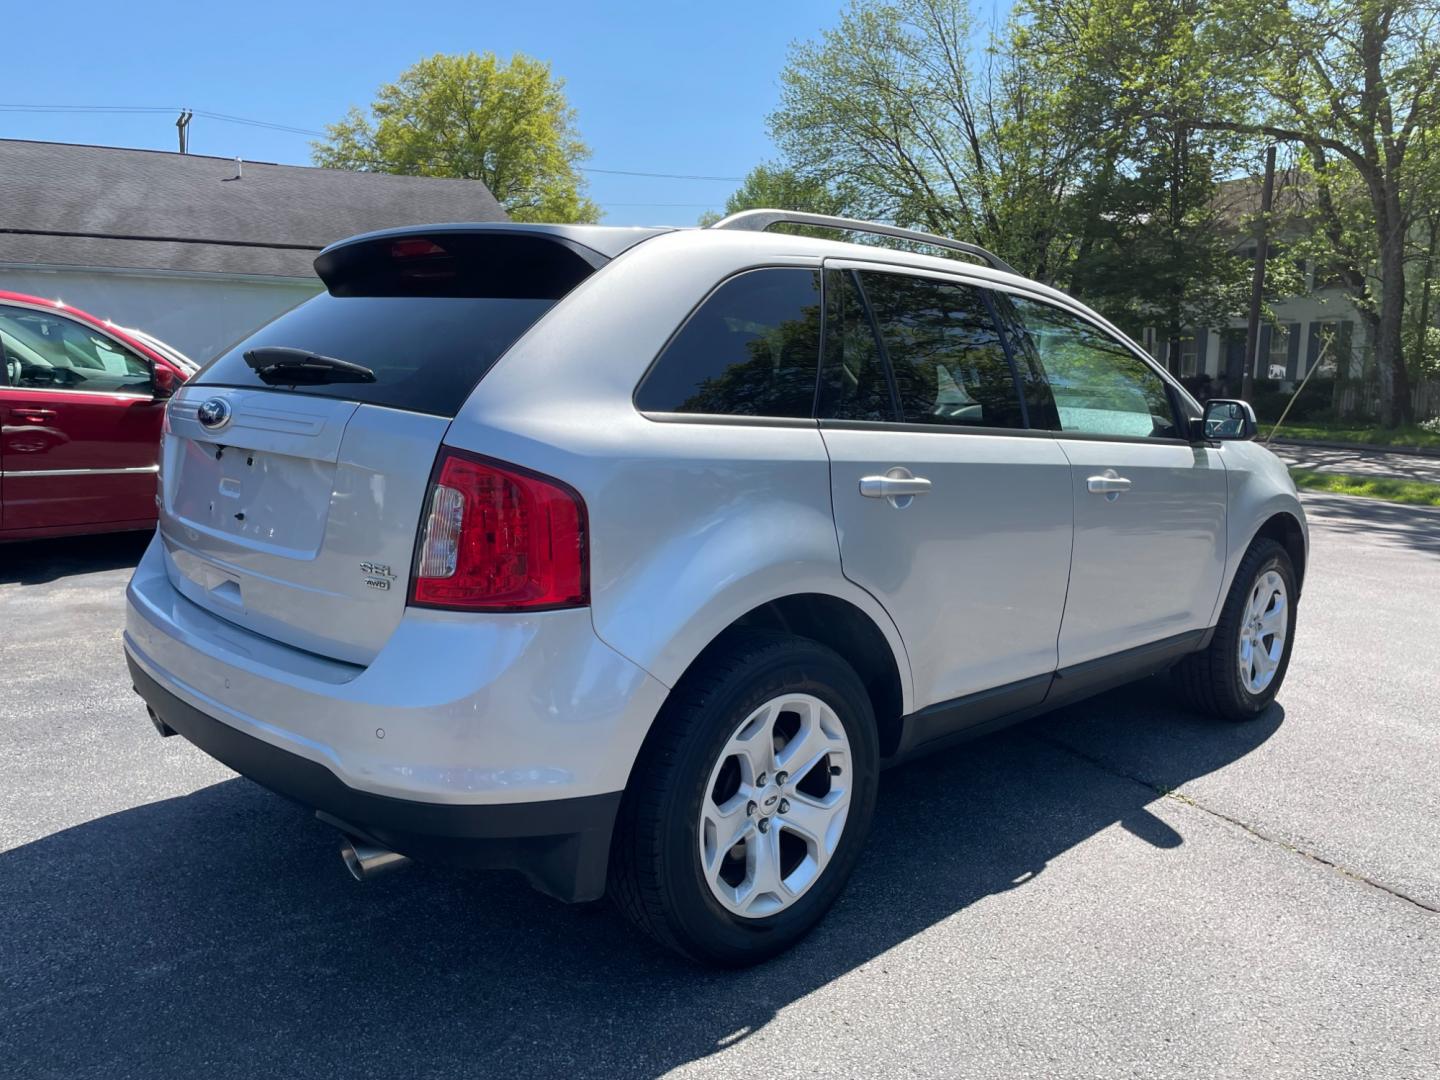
(409, 449), (588, 611)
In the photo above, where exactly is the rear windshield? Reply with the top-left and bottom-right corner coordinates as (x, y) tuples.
(193, 293), (554, 416)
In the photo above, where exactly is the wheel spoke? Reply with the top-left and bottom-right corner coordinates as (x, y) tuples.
(1259, 596), (1287, 636)
(780, 793), (847, 857)
(740, 827), (785, 912)
(1246, 583), (1265, 623)
(726, 701), (778, 780)
(775, 699), (846, 779)
(700, 800), (753, 884)
(1256, 644), (1278, 676)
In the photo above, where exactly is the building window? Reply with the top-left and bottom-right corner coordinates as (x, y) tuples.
(1266, 324), (1291, 379)
(1179, 336), (1200, 377)
(1310, 320), (1352, 376)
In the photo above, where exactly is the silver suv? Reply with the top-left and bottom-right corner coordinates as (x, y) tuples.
(125, 212), (1306, 965)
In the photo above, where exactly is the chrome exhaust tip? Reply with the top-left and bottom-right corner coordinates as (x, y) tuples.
(340, 837), (411, 881)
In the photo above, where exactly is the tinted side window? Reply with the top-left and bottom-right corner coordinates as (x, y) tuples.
(1006, 295), (1179, 439)
(0, 306), (153, 395)
(857, 271), (1023, 429)
(817, 270), (895, 422)
(988, 293), (1061, 430)
(635, 268), (822, 417)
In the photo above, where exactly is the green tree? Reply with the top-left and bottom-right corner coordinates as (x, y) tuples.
(313, 52), (599, 224)
(769, 0), (1086, 280)
(1403, 125), (1440, 379)
(1023, 0), (1240, 366)
(1188, 0), (1440, 425)
(771, 0), (1265, 361)
(697, 164), (850, 228)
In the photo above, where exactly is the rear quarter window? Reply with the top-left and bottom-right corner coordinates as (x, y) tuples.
(635, 268), (823, 418)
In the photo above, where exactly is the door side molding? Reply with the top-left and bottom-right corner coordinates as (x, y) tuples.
(887, 628), (1212, 766)
(1046, 628), (1208, 707)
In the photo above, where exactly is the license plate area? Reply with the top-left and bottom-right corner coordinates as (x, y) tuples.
(170, 438), (335, 554)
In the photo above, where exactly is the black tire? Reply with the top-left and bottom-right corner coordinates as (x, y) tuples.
(609, 629), (880, 967)
(1174, 537), (1298, 722)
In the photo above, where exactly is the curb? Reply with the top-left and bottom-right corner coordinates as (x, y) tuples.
(1266, 436), (1440, 460)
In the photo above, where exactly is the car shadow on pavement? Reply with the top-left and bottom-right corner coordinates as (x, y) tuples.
(0, 678), (1282, 1080)
(0, 531), (151, 586)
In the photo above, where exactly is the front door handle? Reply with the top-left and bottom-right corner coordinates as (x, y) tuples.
(14, 408), (57, 423)
(860, 467), (932, 508)
(1087, 471), (1132, 499)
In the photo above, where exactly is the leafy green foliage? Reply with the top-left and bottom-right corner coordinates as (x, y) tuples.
(313, 52), (598, 224)
(765, 0), (1277, 359)
(1205, 0), (1440, 424)
(768, 0), (1084, 280)
(1018, 0), (1263, 343)
(696, 164), (850, 228)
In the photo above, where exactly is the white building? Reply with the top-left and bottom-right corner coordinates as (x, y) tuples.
(1144, 276), (1365, 391)
(0, 139), (507, 362)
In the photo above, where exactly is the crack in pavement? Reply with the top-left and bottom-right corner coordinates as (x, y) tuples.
(1032, 732), (1440, 916)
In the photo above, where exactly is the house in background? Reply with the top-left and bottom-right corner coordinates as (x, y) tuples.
(0, 139), (507, 363)
(1143, 173), (1367, 392)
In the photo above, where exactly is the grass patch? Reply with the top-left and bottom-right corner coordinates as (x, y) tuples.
(1266, 420), (1440, 449)
(1289, 468), (1440, 507)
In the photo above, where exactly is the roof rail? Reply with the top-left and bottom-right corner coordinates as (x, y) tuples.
(707, 209), (1019, 276)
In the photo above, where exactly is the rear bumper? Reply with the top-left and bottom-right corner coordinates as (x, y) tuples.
(123, 532), (669, 901)
(125, 535), (668, 804)
(129, 656), (620, 901)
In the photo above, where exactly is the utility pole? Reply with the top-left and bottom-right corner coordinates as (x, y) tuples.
(175, 109), (193, 154)
(1242, 144), (1276, 402)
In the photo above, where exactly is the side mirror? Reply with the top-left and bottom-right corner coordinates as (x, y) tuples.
(1191, 398), (1258, 442)
(152, 364), (179, 400)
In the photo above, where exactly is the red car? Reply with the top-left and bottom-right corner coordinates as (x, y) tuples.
(1, 290), (187, 541)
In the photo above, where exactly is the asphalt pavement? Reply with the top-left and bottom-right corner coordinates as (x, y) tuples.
(2, 495), (1437, 1079)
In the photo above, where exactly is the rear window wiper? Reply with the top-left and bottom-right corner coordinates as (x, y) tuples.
(242, 347), (377, 385)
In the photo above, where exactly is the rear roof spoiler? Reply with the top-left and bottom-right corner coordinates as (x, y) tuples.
(314, 224), (673, 299)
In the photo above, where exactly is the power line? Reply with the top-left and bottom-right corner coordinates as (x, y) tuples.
(189, 110), (326, 137)
(582, 167), (742, 181)
(0, 103), (746, 181)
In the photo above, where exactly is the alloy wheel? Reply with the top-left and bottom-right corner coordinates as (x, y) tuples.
(1238, 569), (1288, 695)
(698, 693), (852, 918)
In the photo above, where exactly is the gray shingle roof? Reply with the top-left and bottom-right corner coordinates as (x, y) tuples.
(0, 139), (508, 279)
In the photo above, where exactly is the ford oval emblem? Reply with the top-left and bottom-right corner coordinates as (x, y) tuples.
(197, 397), (232, 431)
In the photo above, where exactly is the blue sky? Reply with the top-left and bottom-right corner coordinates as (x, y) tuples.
(0, 0), (854, 226)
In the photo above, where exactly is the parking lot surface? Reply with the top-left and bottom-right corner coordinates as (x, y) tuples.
(2, 492), (1437, 1079)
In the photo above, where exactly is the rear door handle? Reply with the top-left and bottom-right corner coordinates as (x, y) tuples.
(14, 408), (57, 423)
(1087, 472), (1132, 496)
(860, 468), (932, 508)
